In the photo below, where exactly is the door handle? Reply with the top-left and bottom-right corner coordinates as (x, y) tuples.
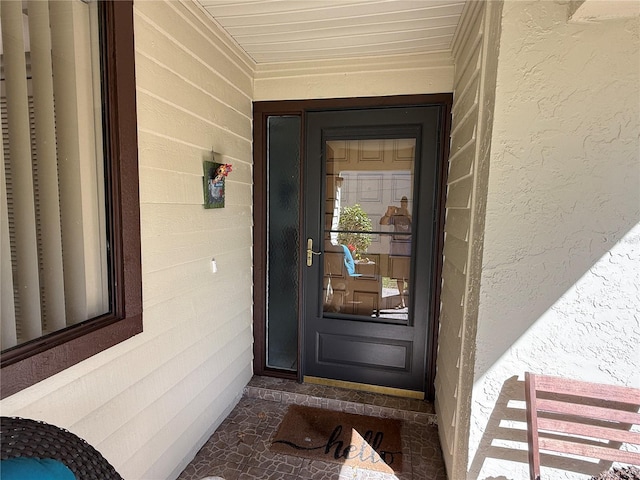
(306, 238), (321, 267)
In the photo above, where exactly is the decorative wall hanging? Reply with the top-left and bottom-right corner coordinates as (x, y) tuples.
(203, 156), (232, 209)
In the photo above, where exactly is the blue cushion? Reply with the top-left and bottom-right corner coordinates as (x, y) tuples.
(1, 458), (76, 480)
(340, 245), (362, 277)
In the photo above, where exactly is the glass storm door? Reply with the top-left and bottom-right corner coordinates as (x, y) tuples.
(302, 106), (442, 395)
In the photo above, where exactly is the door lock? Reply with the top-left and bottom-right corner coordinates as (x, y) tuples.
(306, 238), (321, 266)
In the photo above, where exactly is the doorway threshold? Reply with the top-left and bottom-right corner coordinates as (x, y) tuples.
(303, 375), (424, 400)
(244, 376), (436, 425)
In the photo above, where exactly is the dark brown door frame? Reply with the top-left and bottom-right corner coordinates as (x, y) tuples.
(252, 94), (452, 399)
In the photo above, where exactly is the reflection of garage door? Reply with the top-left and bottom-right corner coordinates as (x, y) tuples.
(340, 169), (412, 257)
(390, 255), (410, 279)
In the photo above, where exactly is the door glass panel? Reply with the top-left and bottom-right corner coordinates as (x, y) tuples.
(322, 139), (415, 323)
(266, 116), (300, 370)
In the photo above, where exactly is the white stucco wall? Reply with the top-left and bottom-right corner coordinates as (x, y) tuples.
(468, 2), (640, 479)
(0, 2), (255, 479)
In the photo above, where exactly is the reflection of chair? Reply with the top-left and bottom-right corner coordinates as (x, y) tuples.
(323, 245), (381, 315)
(1, 416), (123, 479)
(524, 372), (640, 480)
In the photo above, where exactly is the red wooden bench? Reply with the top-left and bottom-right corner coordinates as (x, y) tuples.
(524, 372), (640, 480)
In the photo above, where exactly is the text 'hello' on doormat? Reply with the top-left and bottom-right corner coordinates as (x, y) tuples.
(270, 404), (403, 473)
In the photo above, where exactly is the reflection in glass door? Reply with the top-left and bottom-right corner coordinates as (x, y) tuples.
(323, 139), (416, 323)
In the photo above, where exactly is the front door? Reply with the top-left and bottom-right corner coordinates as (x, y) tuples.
(302, 106), (443, 395)
(252, 96), (450, 400)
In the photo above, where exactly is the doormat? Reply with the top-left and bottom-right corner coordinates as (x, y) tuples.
(270, 404), (403, 473)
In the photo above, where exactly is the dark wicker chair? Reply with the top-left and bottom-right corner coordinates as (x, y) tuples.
(1, 416), (123, 480)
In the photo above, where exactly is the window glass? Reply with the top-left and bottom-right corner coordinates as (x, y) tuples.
(266, 116), (301, 371)
(1, 0), (108, 350)
(1, 0), (142, 399)
(323, 139), (415, 323)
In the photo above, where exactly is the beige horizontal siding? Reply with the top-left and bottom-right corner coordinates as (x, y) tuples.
(448, 142), (477, 183)
(253, 51), (454, 100)
(443, 233), (470, 274)
(142, 224), (253, 274)
(439, 285), (464, 334)
(441, 259), (467, 304)
(136, 56), (251, 140)
(449, 108), (478, 157)
(0, 2), (256, 479)
(134, 18), (251, 115)
(135, 1), (253, 93)
(136, 93), (252, 161)
(445, 175), (474, 209)
(120, 3), (256, 475)
(444, 208), (471, 241)
(435, 0), (488, 476)
(0, 1), (461, 479)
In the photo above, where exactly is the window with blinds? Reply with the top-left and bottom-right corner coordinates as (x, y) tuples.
(1, 0), (109, 351)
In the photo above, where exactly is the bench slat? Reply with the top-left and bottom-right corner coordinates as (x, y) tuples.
(539, 437), (640, 465)
(537, 417), (640, 445)
(534, 376), (640, 404)
(536, 398), (640, 425)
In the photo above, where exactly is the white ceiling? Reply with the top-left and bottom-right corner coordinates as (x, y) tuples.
(196, 0), (466, 64)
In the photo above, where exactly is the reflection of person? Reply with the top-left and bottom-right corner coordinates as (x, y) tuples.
(380, 196), (411, 308)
